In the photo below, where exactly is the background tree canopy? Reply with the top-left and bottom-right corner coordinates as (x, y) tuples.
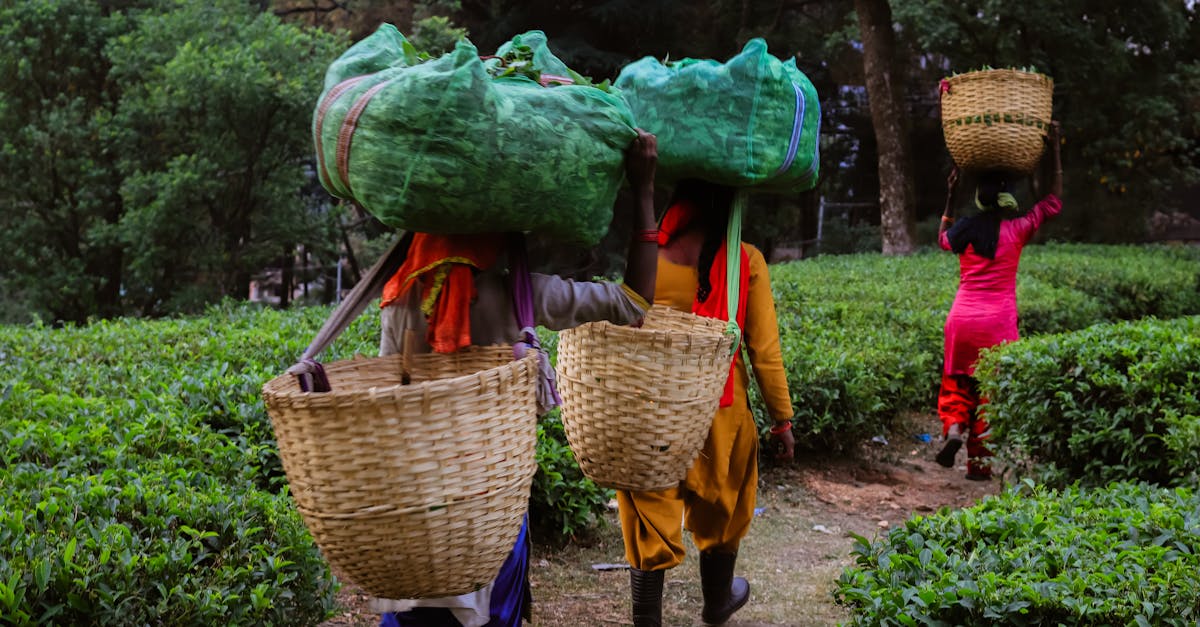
(1, 0), (1196, 323)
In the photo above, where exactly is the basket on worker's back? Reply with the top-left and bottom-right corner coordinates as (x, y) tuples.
(555, 305), (736, 492)
(941, 69), (1054, 173)
(262, 346), (538, 600)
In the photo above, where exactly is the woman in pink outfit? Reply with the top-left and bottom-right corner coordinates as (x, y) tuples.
(935, 122), (1063, 480)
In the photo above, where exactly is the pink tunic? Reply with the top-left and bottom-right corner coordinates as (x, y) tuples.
(939, 194), (1062, 375)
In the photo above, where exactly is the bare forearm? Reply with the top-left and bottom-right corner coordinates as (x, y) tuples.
(624, 184), (658, 303)
(939, 190), (956, 235)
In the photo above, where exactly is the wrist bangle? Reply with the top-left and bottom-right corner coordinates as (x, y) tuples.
(770, 420), (792, 435)
(635, 229), (659, 243)
(941, 216), (955, 223)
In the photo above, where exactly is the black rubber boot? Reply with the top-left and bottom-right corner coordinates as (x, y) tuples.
(935, 438), (962, 468)
(630, 568), (664, 627)
(699, 551), (750, 626)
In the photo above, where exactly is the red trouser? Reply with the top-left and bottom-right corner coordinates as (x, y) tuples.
(937, 374), (993, 477)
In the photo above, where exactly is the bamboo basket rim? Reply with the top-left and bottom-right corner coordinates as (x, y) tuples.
(262, 345), (532, 401)
(944, 67), (1054, 86)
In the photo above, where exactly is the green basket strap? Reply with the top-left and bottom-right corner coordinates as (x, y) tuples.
(725, 191), (746, 354)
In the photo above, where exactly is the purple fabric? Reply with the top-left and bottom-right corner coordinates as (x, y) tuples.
(382, 517), (531, 627)
(294, 358), (330, 393)
(508, 234), (536, 345)
(507, 234), (562, 410)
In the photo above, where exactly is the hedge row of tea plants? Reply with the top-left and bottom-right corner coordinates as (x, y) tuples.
(764, 243), (1200, 449)
(0, 302), (606, 622)
(0, 304), (355, 624)
(976, 316), (1200, 487)
(835, 481), (1200, 626)
(2, 244), (1197, 620)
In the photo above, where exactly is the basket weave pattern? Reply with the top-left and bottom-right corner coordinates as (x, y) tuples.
(555, 306), (736, 491)
(262, 347), (538, 599)
(941, 69), (1054, 173)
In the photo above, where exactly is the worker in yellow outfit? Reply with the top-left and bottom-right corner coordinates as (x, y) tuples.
(616, 179), (795, 627)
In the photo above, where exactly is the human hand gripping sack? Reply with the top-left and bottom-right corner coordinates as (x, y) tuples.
(624, 129), (658, 191)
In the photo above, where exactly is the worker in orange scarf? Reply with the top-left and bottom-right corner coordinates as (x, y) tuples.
(372, 130), (660, 627)
(616, 179), (795, 627)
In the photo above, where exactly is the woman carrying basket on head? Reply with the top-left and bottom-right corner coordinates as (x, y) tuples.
(934, 121), (1063, 480)
(616, 179), (795, 627)
(373, 130), (659, 627)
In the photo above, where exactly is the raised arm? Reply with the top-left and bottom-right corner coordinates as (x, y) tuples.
(622, 129), (659, 304)
(1044, 121), (1062, 198)
(938, 167), (959, 247)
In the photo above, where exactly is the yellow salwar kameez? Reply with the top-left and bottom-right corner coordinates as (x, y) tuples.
(616, 244), (794, 571)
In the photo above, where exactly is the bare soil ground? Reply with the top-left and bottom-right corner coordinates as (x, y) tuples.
(320, 414), (1000, 627)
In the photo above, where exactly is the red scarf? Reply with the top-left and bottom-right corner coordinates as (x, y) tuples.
(381, 233), (503, 353)
(658, 201), (750, 407)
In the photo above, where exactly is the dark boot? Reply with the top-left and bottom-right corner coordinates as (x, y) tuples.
(935, 438), (962, 467)
(630, 568), (664, 627)
(699, 551), (749, 626)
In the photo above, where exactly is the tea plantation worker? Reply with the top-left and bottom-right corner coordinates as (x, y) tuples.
(616, 179), (795, 627)
(374, 130), (659, 627)
(934, 121), (1063, 480)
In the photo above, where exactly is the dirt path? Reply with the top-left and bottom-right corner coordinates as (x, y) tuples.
(321, 414), (1000, 626)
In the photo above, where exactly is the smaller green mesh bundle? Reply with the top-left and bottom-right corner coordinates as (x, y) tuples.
(615, 38), (820, 192)
(313, 25), (638, 245)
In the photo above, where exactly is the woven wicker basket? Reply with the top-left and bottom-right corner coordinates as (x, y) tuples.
(555, 306), (736, 491)
(262, 346), (538, 599)
(941, 69), (1054, 173)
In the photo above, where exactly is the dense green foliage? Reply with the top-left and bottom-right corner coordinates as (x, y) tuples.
(2, 243), (1197, 618)
(835, 481), (1200, 626)
(0, 0), (344, 322)
(764, 243), (1200, 450)
(0, 302), (608, 622)
(976, 316), (1200, 487)
(0, 304), (356, 623)
(5, 0), (1197, 323)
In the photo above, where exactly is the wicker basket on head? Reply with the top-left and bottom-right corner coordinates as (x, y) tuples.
(941, 69), (1054, 173)
(555, 305), (736, 491)
(262, 346), (538, 600)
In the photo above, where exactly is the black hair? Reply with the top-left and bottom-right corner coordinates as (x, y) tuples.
(946, 170), (1011, 260)
(668, 179), (734, 303)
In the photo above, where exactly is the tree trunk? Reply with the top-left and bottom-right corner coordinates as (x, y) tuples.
(855, 0), (916, 255)
(280, 245), (294, 309)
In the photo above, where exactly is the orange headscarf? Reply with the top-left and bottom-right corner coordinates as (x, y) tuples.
(381, 233), (503, 353)
(658, 200), (750, 407)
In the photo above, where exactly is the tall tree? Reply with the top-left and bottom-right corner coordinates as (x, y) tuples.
(855, 0), (916, 254)
(0, 0), (132, 322)
(0, 0), (346, 321)
(110, 0), (344, 314)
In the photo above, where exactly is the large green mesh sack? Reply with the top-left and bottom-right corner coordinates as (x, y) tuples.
(615, 38), (820, 192)
(313, 25), (637, 244)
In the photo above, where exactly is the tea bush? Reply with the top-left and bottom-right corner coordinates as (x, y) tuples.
(0, 303), (366, 623)
(765, 244), (1200, 450)
(1021, 243), (1200, 320)
(835, 481), (1200, 626)
(0, 300), (604, 623)
(976, 316), (1200, 487)
(2, 244), (1198, 619)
